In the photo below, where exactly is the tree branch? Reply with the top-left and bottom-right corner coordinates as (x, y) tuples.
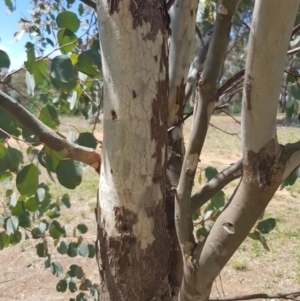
(79, 0), (96, 10)
(190, 159), (242, 213)
(292, 23), (300, 37)
(0, 90), (101, 173)
(210, 290), (300, 301)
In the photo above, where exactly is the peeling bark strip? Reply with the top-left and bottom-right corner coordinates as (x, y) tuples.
(245, 75), (253, 110)
(129, 0), (170, 41)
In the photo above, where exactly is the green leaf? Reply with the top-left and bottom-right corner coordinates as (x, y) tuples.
(51, 55), (77, 92)
(56, 159), (82, 189)
(76, 293), (89, 301)
(0, 108), (21, 137)
(192, 208), (200, 221)
(51, 261), (63, 277)
(25, 197), (39, 212)
(60, 193), (71, 208)
(44, 254), (52, 268)
(69, 282), (77, 293)
(78, 244), (89, 257)
(56, 11), (80, 32)
(56, 279), (68, 293)
(67, 131), (77, 143)
(0, 231), (10, 250)
(35, 187), (46, 203)
(211, 190), (225, 209)
(257, 232), (270, 251)
(7, 146), (23, 172)
(196, 227), (208, 239)
(67, 242), (79, 257)
(32, 222), (47, 239)
(5, 216), (19, 234)
(88, 244), (95, 258)
(4, 0), (14, 12)
(76, 50), (101, 78)
(38, 104), (60, 130)
(18, 211), (31, 228)
(49, 220), (65, 239)
(67, 264), (78, 277)
(16, 164), (39, 197)
(57, 240), (68, 254)
(27, 147), (39, 163)
(25, 48), (48, 85)
(77, 224), (88, 234)
(257, 218), (276, 234)
(78, 3), (84, 16)
(0, 143), (7, 159)
(36, 240), (48, 257)
(57, 29), (78, 54)
(291, 83), (300, 100)
(10, 230), (22, 245)
(11, 201), (25, 216)
(0, 171), (13, 184)
(281, 169), (298, 189)
(75, 266), (84, 279)
(0, 50), (10, 72)
(205, 166), (218, 182)
(77, 132), (97, 149)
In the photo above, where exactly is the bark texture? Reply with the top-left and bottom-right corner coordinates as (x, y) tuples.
(96, 1), (171, 300)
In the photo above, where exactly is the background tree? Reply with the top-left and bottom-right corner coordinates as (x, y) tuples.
(1, 0), (300, 300)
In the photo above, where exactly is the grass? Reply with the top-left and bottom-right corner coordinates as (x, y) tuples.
(231, 257), (247, 270)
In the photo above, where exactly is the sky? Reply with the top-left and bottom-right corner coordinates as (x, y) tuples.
(0, 1), (30, 70)
(0, 0), (81, 71)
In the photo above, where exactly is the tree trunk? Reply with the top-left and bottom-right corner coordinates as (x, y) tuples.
(96, 1), (171, 300)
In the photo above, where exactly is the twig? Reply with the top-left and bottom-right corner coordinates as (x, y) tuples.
(220, 110), (241, 125)
(210, 123), (240, 138)
(0, 278), (15, 284)
(292, 23), (300, 37)
(218, 69), (245, 96)
(288, 46), (300, 55)
(210, 290), (300, 301)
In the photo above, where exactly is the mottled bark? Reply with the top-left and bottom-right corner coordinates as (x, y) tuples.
(96, 1), (171, 300)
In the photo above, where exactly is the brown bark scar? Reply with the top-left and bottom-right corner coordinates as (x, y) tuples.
(245, 75), (253, 110)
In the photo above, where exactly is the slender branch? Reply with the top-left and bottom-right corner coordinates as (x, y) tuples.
(218, 69), (245, 96)
(0, 90), (101, 172)
(288, 46), (300, 55)
(210, 123), (240, 137)
(79, 0), (96, 10)
(210, 290), (300, 301)
(292, 23), (300, 37)
(190, 159), (242, 213)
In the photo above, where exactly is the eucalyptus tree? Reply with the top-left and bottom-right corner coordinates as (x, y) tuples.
(1, 0), (300, 301)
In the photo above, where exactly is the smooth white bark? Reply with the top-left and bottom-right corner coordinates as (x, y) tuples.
(241, 0), (300, 158)
(97, 1), (168, 247)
